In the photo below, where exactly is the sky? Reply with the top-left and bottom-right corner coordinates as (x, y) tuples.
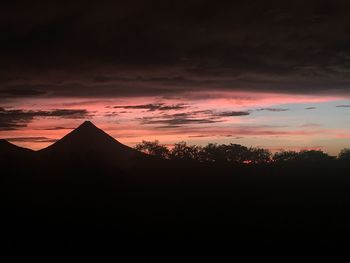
(1, 0), (350, 155)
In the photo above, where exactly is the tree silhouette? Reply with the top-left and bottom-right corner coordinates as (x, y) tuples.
(135, 140), (170, 159)
(273, 151), (299, 162)
(200, 143), (227, 162)
(338, 148), (350, 161)
(248, 147), (271, 164)
(295, 150), (333, 162)
(133, 140), (337, 165)
(223, 144), (251, 163)
(170, 141), (201, 161)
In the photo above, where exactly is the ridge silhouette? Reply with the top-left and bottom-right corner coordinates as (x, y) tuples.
(0, 138), (32, 151)
(0, 138), (33, 161)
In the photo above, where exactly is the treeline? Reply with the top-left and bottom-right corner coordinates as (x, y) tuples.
(135, 140), (350, 164)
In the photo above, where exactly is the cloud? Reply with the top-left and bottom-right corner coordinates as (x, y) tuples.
(305, 107), (317, 110)
(300, 123), (322, 128)
(139, 109), (250, 128)
(188, 134), (244, 139)
(140, 111), (219, 128)
(113, 103), (188, 111)
(256, 108), (289, 112)
(47, 109), (91, 118)
(147, 124), (322, 138)
(215, 111), (250, 117)
(104, 111), (120, 117)
(5, 137), (57, 143)
(336, 105), (350, 107)
(0, 89), (47, 98)
(140, 115), (221, 127)
(2, 1), (350, 98)
(0, 107), (91, 130)
(35, 126), (74, 130)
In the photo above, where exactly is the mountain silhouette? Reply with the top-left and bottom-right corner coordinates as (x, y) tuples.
(38, 121), (147, 170)
(0, 139), (33, 161)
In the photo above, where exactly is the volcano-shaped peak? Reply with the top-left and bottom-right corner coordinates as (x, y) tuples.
(39, 121), (143, 161)
(38, 120), (147, 168)
(44, 121), (117, 147)
(79, 120), (97, 129)
(74, 120), (102, 134)
(73, 121), (103, 135)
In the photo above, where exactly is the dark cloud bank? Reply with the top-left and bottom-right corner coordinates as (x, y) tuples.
(139, 110), (251, 128)
(4, 137), (57, 143)
(2, 1), (350, 98)
(0, 107), (91, 130)
(114, 103), (188, 111)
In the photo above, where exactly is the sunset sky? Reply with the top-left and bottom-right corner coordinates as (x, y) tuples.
(1, 1), (350, 155)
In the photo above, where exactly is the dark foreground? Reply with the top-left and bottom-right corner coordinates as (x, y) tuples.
(2, 122), (350, 260)
(3, 159), (350, 260)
